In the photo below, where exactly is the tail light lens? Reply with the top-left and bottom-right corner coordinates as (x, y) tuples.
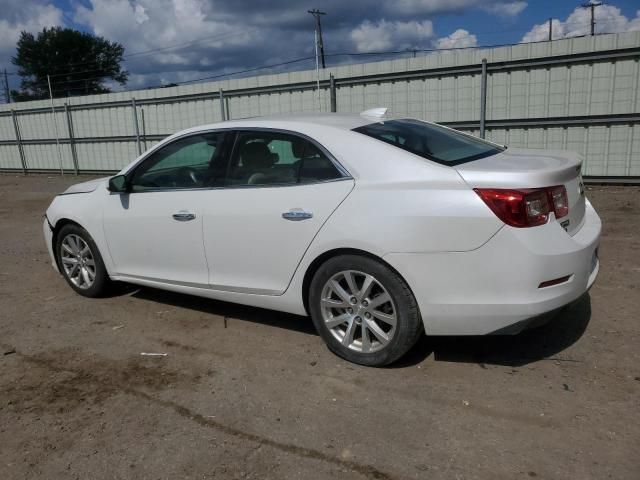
(474, 185), (569, 228)
(548, 185), (569, 219)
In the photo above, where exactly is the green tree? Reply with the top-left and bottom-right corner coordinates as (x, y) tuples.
(11, 27), (128, 101)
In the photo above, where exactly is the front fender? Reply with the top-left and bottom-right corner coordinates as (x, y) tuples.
(45, 188), (116, 276)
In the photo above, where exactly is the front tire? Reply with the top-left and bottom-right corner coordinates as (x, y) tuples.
(55, 224), (110, 298)
(309, 254), (423, 366)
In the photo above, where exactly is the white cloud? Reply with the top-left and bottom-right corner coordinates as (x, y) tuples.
(482, 1), (527, 17)
(522, 4), (640, 42)
(0, 0), (64, 94)
(350, 19), (434, 53)
(391, 0), (526, 17)
(434, 29), (478, 49)
(74, 0), (254, 67)
(522, 19), (565, 42)
(133, 4), (149, 24)
(0, 1), (63, 64)
(630, 11), (640, 31)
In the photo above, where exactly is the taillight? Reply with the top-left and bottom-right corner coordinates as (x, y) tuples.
(474, 185), (569, 228)
(548, 185), (568, 219)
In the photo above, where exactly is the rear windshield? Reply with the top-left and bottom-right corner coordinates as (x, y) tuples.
(353, 119), (504, 165)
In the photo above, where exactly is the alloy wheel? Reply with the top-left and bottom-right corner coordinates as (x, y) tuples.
(320, 270), (397, 353)
(60, 234), (96, 290)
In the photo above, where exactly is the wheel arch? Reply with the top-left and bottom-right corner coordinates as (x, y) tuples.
(301, 247), (417, 316)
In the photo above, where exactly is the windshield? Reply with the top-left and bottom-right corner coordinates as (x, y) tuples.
(353, 119), (504, 165)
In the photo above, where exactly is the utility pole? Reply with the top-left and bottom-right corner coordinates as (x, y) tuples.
(308, 9), (326, 68)
(548, 18), (553, 41)
(581, 2), (602, 36)
(313, 28), (321, 111)
(2, 69), (10, 103)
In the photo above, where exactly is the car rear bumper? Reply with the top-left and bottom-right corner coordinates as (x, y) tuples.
(384, 199), (601, 335)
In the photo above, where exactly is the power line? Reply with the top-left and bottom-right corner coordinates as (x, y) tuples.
(0, 18), (617, 78)
(27, 55), (317, 93)
(4, 28), (260, 78)
(166, 56), (317, 86)
(130, 34), (616, 89)
(123, 28), (259, 60)
(6, 32), (630, 100)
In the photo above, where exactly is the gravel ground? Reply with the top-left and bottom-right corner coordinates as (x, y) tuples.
(0, 174), (638, 480)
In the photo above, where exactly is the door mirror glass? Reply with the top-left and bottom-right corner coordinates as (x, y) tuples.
(108, 174), (128, 193)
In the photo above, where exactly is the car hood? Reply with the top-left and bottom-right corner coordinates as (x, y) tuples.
(61, 177), (109, 195)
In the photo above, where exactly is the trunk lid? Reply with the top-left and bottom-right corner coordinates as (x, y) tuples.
(455, 148), (586, 235)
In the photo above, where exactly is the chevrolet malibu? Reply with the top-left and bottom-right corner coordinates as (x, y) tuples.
(43, 109), (601, 366)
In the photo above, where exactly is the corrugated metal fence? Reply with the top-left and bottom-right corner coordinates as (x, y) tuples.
(1, 31), (639, 178)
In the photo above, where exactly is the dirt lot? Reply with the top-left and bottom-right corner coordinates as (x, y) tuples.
(0, 174), (638, 480)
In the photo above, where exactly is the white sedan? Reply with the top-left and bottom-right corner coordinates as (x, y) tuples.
(43, 109), (601, 366)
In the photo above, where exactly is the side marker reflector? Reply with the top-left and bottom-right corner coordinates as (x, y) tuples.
(538, 275), (572, 289)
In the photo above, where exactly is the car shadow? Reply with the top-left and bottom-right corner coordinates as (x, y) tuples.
(395, 293), (592, 368)
(129, 286), (318, 336)
(117, 284), (591, 368)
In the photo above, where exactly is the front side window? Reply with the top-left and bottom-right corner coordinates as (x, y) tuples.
(353, 119), (504, 165)
(227, 131), (343, 186)
(129, 132), (228, 191)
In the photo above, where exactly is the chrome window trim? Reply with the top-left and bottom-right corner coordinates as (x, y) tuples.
(121, 126), (352, 194)
(107, 176), (353, 195)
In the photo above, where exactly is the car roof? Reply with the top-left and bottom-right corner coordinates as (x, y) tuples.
(182, 112), (388, 136)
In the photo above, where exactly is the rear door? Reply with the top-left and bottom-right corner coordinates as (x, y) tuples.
(202, 129), (354, 295)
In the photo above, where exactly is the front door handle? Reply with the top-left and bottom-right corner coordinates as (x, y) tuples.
(172, 211), (196, 221)
(282, 209), (313, 221)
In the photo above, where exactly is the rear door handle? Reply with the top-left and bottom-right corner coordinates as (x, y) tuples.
(172, 211), (196, 221)
(282, 209), (313, 221)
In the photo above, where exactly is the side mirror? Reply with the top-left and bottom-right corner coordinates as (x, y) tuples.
(108, 174), (129, 193)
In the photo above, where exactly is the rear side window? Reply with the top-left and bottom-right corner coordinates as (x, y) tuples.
(353, 119), (504, 165)
(227, 131), (344, 186)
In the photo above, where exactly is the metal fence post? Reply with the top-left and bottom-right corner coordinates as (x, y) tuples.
(219, 88), (226, 121)
(141, 107), (147, 150)
(480, 58), (488, 139)
(64, 103), (79, 175)
(131, 98), (142, 155)
(11, 110), (27, 174)
(329, 74), (337, 112)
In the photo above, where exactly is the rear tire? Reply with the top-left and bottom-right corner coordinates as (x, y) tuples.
(309, 254), (423, 366)
(55, 224), (111, 298)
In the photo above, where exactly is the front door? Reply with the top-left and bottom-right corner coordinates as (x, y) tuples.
(103, 131), (229, 286)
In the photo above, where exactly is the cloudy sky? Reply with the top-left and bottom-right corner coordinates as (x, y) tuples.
(1, 0), (640, 96)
